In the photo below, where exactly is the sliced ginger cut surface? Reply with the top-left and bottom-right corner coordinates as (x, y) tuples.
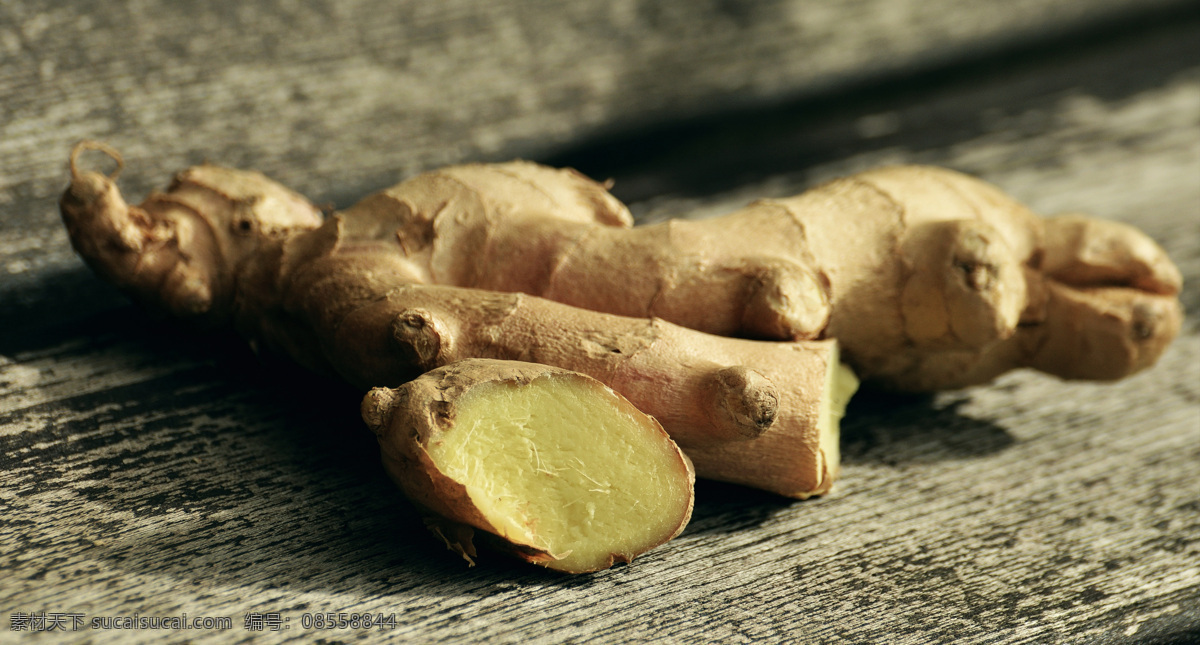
(423, 374), (692, 572)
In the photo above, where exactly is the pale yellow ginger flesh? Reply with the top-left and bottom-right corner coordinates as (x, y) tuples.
(425, 378), (691, 572)
(815, 362), (860, 488)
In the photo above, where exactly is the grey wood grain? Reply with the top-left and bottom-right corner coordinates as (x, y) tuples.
(2, 3), (1199, 644)
(1, 1), (1192, 224)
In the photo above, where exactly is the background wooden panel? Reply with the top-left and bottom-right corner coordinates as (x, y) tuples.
(3, 1), (1199, 643)
(1, 0), (1192, 218)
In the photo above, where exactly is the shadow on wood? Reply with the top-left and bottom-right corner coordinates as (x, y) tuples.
(841, 388), (1015, 465)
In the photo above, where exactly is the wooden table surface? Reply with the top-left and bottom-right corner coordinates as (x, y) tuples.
(2, 2), (1198, 643)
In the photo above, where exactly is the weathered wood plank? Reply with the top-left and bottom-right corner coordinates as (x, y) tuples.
(2, 1), (1194, 228)
(2, 4), (1198, 645)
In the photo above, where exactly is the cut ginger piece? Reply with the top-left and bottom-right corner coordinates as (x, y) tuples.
(361, 359), (695, 573)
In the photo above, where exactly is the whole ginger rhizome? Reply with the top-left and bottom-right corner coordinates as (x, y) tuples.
(60, 142), (1181, 572)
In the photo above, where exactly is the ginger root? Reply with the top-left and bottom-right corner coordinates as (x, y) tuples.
(347, 163), (1182, 390)
(60, 143), (853, 500)
(59, 141), (1182, 569)
(361, 359), (694, 573)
